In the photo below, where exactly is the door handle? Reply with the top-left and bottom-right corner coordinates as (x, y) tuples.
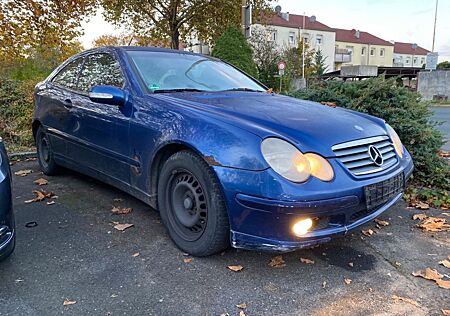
(63, 98), (73, 109)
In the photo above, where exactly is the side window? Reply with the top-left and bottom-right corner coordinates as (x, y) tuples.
(52, 58), (83, 90)
(77, 53), (124, 94)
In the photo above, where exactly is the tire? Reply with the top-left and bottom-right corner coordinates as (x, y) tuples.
(158, 150), (230, 256)
(36, 126), (59, 175)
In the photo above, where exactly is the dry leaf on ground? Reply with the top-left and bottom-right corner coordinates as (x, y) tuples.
(300, 258), (315, 264)
(239, 311), (246, 316)
(442, 309), (450, 315)
(268, 255), (286, 268)
(33, 178), (48, 186)
(236, 303), (247, 309)
(416, 217), (450, 232)
(413, 214), (427, 220)
(374, 219), (389, 226)
(362, 229), (374, 236)
(111, 206), (133, 215)
(348, 262), (354, 268)
(322, 281), (327, 288)
(344, 278), (352, 285)
(439, 259), (450, 269)
(14, 169), (32, 177)
(63, 299), (77, 306)
(132, 252), (140, 257)
(46, 201), (55, 205)
(436, 279), (450, 289)
(412, 267), (443, 281)
(183, 258), (193, 263)
(392, 295), (421, 307)
(227, 265), (244, 272)
(113, 223), (134, 231)
(415, 201), (430, 210)
(25, 190), (55, 203)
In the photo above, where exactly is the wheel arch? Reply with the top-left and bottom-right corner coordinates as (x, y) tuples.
(32, 120), (42, 142)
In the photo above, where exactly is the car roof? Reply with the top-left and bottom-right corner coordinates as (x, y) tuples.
(81, 46), (208, 58)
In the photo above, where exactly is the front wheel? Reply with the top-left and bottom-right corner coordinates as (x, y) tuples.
(36, 126), (59, 175)
(157, 150), (230, 256)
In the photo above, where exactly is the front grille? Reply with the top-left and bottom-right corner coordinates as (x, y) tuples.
(364, 172), (404, 211)
(332, 136), (398, 176)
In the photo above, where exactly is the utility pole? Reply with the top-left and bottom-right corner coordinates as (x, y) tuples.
(302, 13), (306, 80)
(432, 0), (438, 52)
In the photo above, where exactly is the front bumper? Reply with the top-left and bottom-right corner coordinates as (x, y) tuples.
(214, 149), (414, 252)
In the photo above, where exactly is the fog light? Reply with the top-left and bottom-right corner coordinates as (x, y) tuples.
(292, 218), (313, 236)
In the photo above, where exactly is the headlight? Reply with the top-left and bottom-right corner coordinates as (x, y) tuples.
(261, 138), (334, 183)
(386, 124), (404, 158)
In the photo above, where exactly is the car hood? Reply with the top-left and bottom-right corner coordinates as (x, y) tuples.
(150, 91), (388, 157)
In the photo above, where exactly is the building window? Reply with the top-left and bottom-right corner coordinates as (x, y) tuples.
(270, 31), (277, 42)
(405, 57), (410, 64)
(413, 57), (418, 65)
(316, 34), (323, 45)
(370, 48), (375, 56)
(361, 47), (366, 55)
(380, 48), (385, 57)
(288, 32), (295, 45)
(421, 57), (425, 65)
(346, 46), (353, 55)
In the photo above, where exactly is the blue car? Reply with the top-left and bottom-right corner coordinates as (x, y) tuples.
(0, 138), (15, 260)
(33, 47), (413, 256)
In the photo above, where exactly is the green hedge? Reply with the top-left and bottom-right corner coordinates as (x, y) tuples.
(289, 78), (449, 190)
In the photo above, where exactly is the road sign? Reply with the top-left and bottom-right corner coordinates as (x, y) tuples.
(278, 61), (286, 71)
(426, 52), (439, 70)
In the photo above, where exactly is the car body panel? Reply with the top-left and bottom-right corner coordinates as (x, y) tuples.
(33, 46), (414, 252)
(0, 141), (15, 260)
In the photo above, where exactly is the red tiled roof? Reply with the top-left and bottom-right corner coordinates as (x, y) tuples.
(267, 14), (334, 32)
(394, 42), (429, 55)
(333, 28), (393, 46)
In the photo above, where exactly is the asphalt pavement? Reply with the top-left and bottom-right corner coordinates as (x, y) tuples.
(0, 160), (448, 315)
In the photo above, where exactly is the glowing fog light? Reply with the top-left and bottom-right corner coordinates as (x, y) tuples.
(292, 218), (313, 236)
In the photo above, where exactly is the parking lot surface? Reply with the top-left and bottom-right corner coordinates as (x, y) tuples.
(0, 160), (448, 315)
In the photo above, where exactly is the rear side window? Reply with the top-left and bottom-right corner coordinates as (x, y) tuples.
(52, 58), (83, 90)
(77, 53), (124, 93)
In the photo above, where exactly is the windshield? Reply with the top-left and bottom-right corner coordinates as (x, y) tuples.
(126, 50), (266, 93)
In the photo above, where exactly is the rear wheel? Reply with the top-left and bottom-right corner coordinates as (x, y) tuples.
(158, 150), (229, 256)
(36, 127), (59, 175)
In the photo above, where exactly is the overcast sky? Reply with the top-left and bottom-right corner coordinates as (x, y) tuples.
(80, 0), (450, 62)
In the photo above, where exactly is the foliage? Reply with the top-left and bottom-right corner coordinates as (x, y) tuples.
(101, 0), (274, 49)
(289, 77), (450, 190)
(0, 77), (35, 150)
(249, 26), (280, 89)
(92, 34), (135, 47)
(211, 26), (258, 77)
(437, 61), (450, 70)
(282, 39), (315, 82)
(312, 49), (328, 76)
(404, 187), (450, 209)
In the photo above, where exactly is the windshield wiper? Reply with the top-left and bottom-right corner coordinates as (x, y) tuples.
(153, 88), (207, 93)
(220, 88), (265, 93)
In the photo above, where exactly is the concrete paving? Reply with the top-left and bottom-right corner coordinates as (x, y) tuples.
(0, 160), (448, 315)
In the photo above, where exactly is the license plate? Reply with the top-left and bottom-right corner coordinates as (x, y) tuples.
(364, 172), (404, 211)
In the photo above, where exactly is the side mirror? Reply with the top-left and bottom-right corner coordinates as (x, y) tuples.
(89, 85), (126, 106)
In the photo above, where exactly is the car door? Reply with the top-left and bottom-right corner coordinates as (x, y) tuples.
(36, 57), (84, 159)
(69, 52), (132, 184)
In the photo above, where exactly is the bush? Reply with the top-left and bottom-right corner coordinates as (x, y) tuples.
(289, 77), (450, 190)
(0, 77), (36, 150)
(211, 25), (258, 78)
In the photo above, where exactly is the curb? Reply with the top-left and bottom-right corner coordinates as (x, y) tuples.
(9, 151), (37, 159)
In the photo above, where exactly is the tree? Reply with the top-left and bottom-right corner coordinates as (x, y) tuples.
(312, 49), (328, 76)
(211, 25), (258, 77)
(437, 61), (450, 70)
(249, 26), (279, 88)
(282, 39), (315, 79)
(100, 0), (274, 50)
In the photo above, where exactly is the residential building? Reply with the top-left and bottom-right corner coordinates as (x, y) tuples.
(255, 13), (336, 72)
(334, 28), (394, 69)
(393, 42), (429, 67)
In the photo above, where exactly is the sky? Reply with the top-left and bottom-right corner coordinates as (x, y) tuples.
(80, 0), (450, 62)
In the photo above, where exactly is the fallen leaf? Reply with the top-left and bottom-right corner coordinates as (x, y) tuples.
(442, 212), (450, 217)
(348, 262), (354, 268)
(132, 252), (140, 257)
(113, 223), (134, 231)
(227, 265), (244, 272)
(374, 218), (389, 226)
(442, 309), (450, 315)
(46, 201), (55, 205)
(33, 178), (48, 186)
(395, 262), (401, 267)
(236, 303), (247, 309)
(111, 206), (133, 215)
(14, 169), (32, 177)
(24, 190), (55, 203)
(63, 299), (77, 306)
(415, 201), (430, 210)
(300, 258), (315, 264)
(362, 229), (374, 236)
(413, 214), (427, 220)
(268, 255), (286, 268)
(412, 267), (443, 281)
(436, 279), (450, 289)
(392, 295), (421, 307)
(417, 217), (450, 232)
(183, 258), (193, 263)
(439, 259), (450, 269)
(322, 281), (327, 288)
(239, 311), (246, 316)
(344, 278), (352, 285)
